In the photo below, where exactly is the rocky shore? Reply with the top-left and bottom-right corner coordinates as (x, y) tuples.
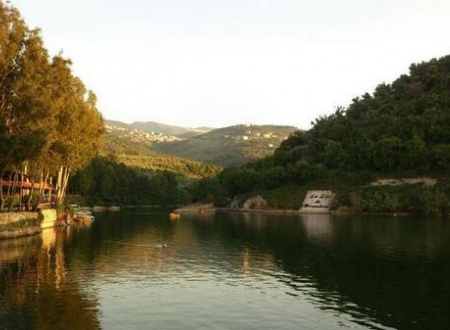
(0, 225), (42, 240)
(0, 212), (41, 240)
(0, 210), (58, 240)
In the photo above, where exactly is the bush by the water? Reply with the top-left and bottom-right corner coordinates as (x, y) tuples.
(334, 184), (450, 217)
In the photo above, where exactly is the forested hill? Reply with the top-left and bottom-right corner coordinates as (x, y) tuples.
(196, 55), (450, 213)
(105, 121), (296, 167)
(153, 125), (296, 166)
(274, 55), (450, 174)
(102, 125), (221, 179)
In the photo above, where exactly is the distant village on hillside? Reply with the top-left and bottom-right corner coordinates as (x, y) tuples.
(105, 124), (181, 144)
(106, 122), (293, 147)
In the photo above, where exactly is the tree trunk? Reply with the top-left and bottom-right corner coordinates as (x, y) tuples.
(60, 167), (71, 204)
(8, 171), (18, 212)
(0, 170), (5, 211)
(55, 166), (71, 205)
(19, 171), (24, 211)
(55, 165), (64, 205)
(32, 170), (45, 210)
(27, 171), (37, 211)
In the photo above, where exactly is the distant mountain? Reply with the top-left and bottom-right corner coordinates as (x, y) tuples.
(152, 124), (297, 167)
(104, 120), (180, 155)
(102, 121), (221, 179)
(129, 121), (212, 137)
(105, 120), (132, 129)
(104, 120), (297, 167)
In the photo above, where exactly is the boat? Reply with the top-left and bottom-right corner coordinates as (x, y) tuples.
(73, 208), (95, 222)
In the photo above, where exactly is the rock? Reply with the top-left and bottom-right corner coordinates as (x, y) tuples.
(243, 196), (268, 209)
(174, 203), (215, 214)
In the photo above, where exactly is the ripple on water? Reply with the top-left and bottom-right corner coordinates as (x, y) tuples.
(2, 212), (449, 330)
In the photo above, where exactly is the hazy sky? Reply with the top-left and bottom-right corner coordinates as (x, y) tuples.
(10, 0), (450, 129)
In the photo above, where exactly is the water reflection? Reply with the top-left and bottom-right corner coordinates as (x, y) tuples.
(1, 210), (450, 329)
(206, 212), (450, 330)
(0, 226), (101, 330)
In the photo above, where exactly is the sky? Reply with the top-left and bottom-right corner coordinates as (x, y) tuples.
(10, 0), (450, 129)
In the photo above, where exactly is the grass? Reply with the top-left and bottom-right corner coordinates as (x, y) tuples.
(0, 217), (40, 231)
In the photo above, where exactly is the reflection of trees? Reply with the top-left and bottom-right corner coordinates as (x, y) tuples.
(3, 210), (448, 330)
(0, 228), (101, 330)
(84, 210), (450, 329)
(190, 212), (450, 330)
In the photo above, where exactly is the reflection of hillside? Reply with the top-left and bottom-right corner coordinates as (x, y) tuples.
(211, 213), (450, 330)
(3, 210), (447, 329)
(0, 227), (101, 330)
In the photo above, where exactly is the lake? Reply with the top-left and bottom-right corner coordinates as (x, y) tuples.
(1, 210), (449, 330)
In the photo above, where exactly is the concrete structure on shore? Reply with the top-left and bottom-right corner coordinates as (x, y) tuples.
(300, 190), (335, 213)
(0, 209), (58, 240)
(40, 209), (57, 229)
(0, 212), (39, 226)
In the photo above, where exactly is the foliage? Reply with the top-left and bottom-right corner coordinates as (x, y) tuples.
(103, 132), (153, 156)
(261, 186), (308, 210)
(102, 123), (222, 178)
(0, 1), (104, 208)
(274, 55), (450, 174)
(69, 156), (189, 206)
(334, 184), (450, 217)
(117, 154), (222, 179)
(191, 55), (450, 212)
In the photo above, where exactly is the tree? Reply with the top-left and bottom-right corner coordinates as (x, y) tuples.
(0, 1), (104, 209)
(48, 56), (104, 204)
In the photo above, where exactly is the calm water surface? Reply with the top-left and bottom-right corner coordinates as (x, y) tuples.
(1, 210), (450, 329)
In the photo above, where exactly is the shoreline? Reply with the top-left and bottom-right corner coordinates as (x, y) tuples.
(175, 205), (418, 218)
(0, 225), (42, 240)
(216, 207), (302, 215)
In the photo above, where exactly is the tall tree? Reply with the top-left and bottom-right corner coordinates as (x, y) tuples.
(0, 1), (104, 208)
(48, 56), (104, 204)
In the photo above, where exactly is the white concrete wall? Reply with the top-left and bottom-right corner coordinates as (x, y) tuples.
(39, 209), (57, 229)
(300, 190), (335, 213)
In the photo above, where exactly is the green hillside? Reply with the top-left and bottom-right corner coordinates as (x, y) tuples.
(104, 120), (296, 167)
(103, 131), (153, 156)
(194, 55), (450, 216)
(102, 122), (221, 179)
(153, 124), (296, 166)
(71, 125), (222, 205)
(117, 154), (221, 179)
(274, 55), (450, 174)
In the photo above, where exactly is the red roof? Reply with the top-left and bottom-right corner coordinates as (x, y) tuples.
(1, 179), (52, 190)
